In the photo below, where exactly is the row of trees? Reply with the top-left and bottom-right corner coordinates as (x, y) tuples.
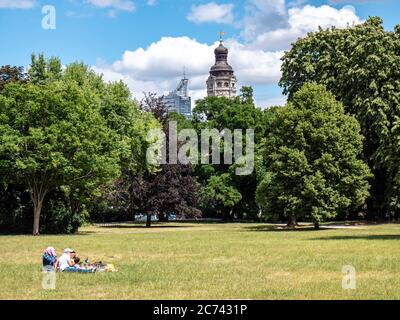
(0, 55), (151, 234)
(0, 55), (203, 234)
(280, 17), (400, 220)
(0, 17), (398, 234)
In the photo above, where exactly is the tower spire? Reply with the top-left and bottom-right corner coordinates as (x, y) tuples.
(219, 31), (225, 44)
(206, 33), (237, 99)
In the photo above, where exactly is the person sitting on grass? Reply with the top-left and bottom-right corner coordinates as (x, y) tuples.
(58, 248), (94, 273)
(42, 247), (58, 271)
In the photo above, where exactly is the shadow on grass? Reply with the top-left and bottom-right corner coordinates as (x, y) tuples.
(98, 224), (193, 229)
(75, 231), (98, 235)
(312, 234), (400, 241)
(244, 225), (327, 232)
(0, 230), (99, 236)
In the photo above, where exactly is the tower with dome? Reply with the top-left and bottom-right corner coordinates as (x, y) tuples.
(206, 33), (237, 98)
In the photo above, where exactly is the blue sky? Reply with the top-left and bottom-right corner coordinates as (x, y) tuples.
(0, 0), (398, 107)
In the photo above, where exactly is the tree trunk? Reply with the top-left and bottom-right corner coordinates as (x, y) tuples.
(30, 183), (48, 236)
(287, 214), (297, 228)
(146, 213), (152, 228)
(32, 198), (44, 236)
(314, 221), (320, 230)
(366, 167), (386, 221)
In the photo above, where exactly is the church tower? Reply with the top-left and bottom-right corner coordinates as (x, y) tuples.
(206, 34), (237, 98)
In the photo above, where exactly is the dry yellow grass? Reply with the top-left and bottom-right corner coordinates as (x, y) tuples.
(0, 222), (399, 300)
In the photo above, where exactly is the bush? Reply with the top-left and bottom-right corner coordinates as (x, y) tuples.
(40, 195), (88, 234)
(0, 186), (87, 234)
(0, 185), (32, 233)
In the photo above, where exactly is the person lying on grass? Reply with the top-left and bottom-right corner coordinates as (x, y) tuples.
(42, 247), (58, 271)
(58, 248), (95, 273)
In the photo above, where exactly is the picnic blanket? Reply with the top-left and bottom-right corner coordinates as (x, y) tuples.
(78, 259), (118, 273)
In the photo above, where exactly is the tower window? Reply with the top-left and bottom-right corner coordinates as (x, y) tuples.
(224, 82), (229, 87)
(217, 82), (222, 88)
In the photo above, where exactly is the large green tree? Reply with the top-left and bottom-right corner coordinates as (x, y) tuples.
(192, 87), (267, 219)
(280, 17), (400, 219)
(256, 83), (371, 229)
(29, 53), (62, 83)
(0, 76), (121, 235)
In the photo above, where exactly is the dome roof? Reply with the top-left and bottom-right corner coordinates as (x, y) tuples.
(209, 40), (235, 76)
(210, 62), (233, 73)
(214, 42), (228, 55)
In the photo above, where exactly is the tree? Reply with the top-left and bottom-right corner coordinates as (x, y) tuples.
(192, 87), (266, 219)
(0, 65), (31, 232)
(127, 94), (201, 227)
(256, 83), (371, 229)
(130, 164), (201, 227)
(89, 85), (161, 223)
(279, 17), (400, 220)
(0, 65), (28, 92)
(0, 80), (121, 235)
(202, 173), (242, 219)
(29, 53), (62, 83)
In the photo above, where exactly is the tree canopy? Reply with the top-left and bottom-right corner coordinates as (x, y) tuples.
(256, 83), (371, 228)
(0, 57), (156, 234)
(280, 17), (400, 219)
(192, 87), (267, 219)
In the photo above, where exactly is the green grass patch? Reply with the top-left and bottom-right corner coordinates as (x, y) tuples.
(1, 223), (399, 299)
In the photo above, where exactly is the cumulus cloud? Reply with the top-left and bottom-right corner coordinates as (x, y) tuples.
(245, 4), (362, 50)
(93, 2), (363, 108)
(93, 36), (283, 108)
(86, 0), (135, 12)
(0, 0), (36, 9)
(187, 2), (235, 24)
(242, 0), (288, 41)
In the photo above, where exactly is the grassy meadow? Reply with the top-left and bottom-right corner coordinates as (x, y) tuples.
(1, 222), (399, 300)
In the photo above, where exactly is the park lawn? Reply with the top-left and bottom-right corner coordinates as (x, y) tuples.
(0, 222), (399, 300)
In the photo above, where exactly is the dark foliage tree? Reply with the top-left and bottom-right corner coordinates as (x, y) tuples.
(126, 94), (201, 227)
(129, 164), (201, 227)
(0, 65), (28, 92)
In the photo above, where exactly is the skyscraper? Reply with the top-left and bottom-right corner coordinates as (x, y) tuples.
(163, 73), (192, 118)
(206, 35), (237, 98)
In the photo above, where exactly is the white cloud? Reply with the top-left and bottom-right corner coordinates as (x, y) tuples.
(93, 2), (363, 109)
(242, 0), (287, 41)
(246, 4), (362, 51)
(187, 2), (235, 24)
(0, 0), (36, 9)
(93, 36), (283, 107)
(257, 95), (287, 109)
(86, 0), (135, 12)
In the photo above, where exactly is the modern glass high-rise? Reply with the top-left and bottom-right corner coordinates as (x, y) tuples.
(163, 74), (192, 118)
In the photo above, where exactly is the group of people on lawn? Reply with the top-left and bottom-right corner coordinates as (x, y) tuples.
(42, 247), (96, 273)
